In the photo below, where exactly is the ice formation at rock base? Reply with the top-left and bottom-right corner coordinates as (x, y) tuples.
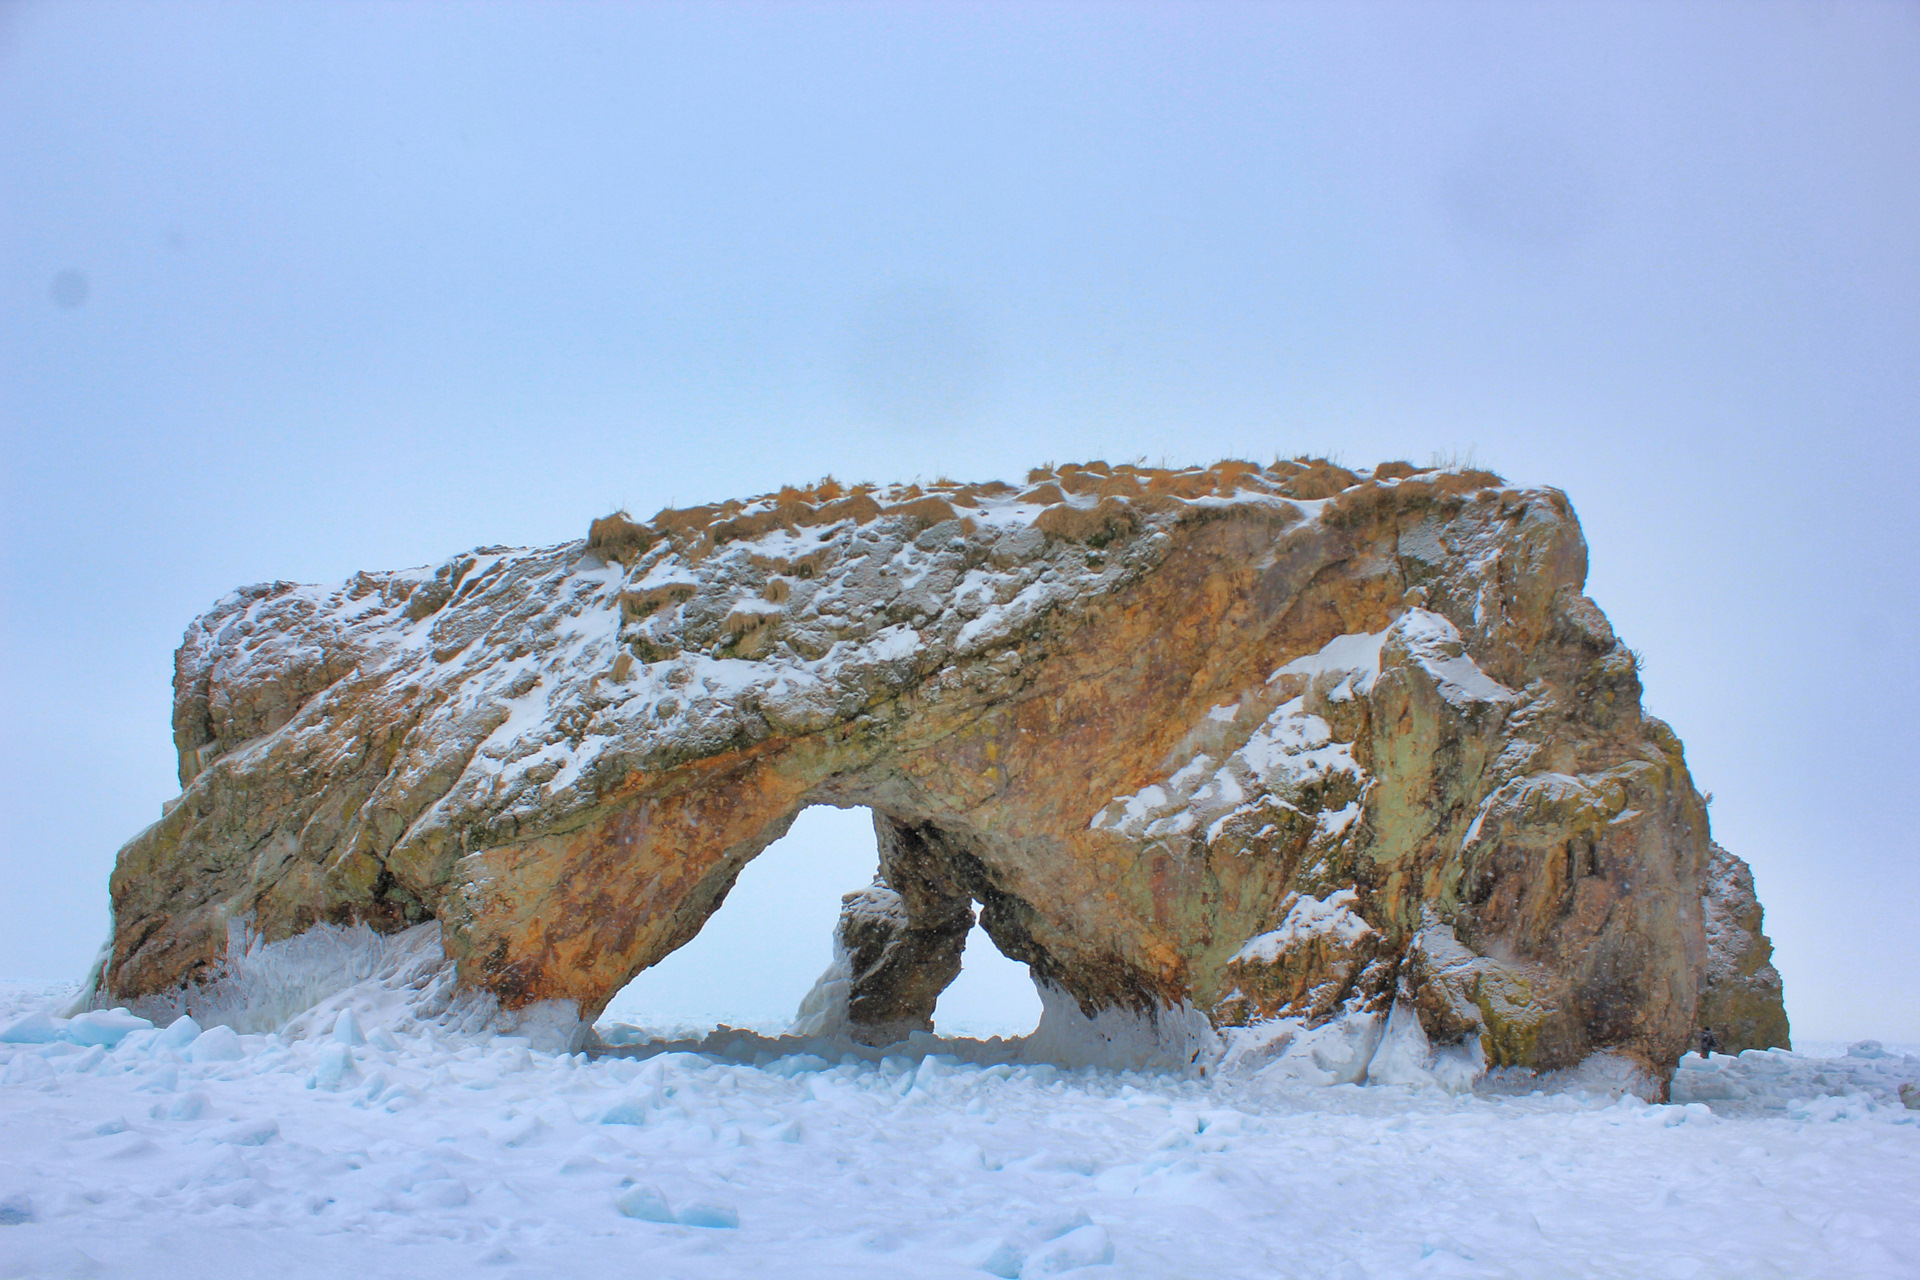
(4, 974), (1913, 1280)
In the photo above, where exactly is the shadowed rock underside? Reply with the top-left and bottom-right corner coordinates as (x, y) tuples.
(100, 457), (1789, 1072)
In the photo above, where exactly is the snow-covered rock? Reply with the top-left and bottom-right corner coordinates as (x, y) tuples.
(95, 458), (1784, 1079)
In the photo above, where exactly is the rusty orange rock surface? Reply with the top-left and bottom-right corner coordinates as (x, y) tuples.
(101, 458), (1788, 1071)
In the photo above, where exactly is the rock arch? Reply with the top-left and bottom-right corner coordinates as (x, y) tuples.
(100, 458), (1789, 1073)
(598, 800), (1042, 1045)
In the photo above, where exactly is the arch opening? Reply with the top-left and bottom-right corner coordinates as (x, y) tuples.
(598, 804), (1041, 1043)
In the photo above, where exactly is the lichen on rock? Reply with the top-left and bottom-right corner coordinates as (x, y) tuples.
(97, 456), (1787, 1079)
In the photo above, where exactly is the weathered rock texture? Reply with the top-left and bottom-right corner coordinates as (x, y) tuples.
(1697, 843), (1791, 1054)
(101, 458), (1789, 1073)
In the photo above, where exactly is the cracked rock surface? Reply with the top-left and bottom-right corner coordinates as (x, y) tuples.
(102, 457), (1788, 1071)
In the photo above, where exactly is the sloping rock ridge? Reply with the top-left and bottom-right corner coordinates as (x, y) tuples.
(99, 457), (1789, 1073)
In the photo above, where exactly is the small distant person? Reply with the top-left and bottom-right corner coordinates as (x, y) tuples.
(1698, 1026), (1717, 1057)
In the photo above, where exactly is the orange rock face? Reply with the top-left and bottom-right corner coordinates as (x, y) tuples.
(101, 458), (1787, 1073)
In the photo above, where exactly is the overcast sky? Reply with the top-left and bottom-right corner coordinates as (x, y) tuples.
(3, 1), (1915, 1041)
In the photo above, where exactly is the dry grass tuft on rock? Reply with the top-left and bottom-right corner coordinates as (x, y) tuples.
(588, 511), (654, 565)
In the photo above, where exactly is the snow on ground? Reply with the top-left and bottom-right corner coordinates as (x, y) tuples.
(2, 982), (1917, 1280)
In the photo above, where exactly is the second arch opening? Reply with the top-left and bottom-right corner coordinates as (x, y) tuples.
(603, 805), (1043, 1041)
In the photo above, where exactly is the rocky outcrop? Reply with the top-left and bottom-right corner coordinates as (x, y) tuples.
(98, 457), (1788, 1074)
(1696, 843), (1791, 1053)
(801, 818), (980, 1045)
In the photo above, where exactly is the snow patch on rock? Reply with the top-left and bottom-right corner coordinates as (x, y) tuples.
(1388, 608), (1520, 709)
(1228, 889), (1374, 965)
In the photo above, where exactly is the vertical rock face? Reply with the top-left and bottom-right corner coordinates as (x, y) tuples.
(831, 817), (978, 1044)
(1697, 844), (1791, 1054)
(99, 458), (1788, 1074)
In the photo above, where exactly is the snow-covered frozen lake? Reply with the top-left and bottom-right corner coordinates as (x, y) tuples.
(2, 981), (1916, 1280)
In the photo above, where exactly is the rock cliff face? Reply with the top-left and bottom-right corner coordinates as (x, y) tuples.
(100, 458), (1788, 1074)
(1697, 843), (1791, 1054)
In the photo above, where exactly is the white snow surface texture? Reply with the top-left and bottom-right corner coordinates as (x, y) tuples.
(4, 981), (1918, 1280)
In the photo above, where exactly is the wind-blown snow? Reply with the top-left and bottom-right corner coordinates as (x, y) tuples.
(2, 979), (1915, 1279)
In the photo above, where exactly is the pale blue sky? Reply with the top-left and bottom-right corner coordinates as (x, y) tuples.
(3, 2), (1916, 1039)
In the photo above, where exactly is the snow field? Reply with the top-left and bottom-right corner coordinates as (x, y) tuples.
(2, 983), (1918, 1280)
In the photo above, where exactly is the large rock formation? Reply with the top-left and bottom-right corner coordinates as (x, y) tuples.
(99, 458), (1788, 1074)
